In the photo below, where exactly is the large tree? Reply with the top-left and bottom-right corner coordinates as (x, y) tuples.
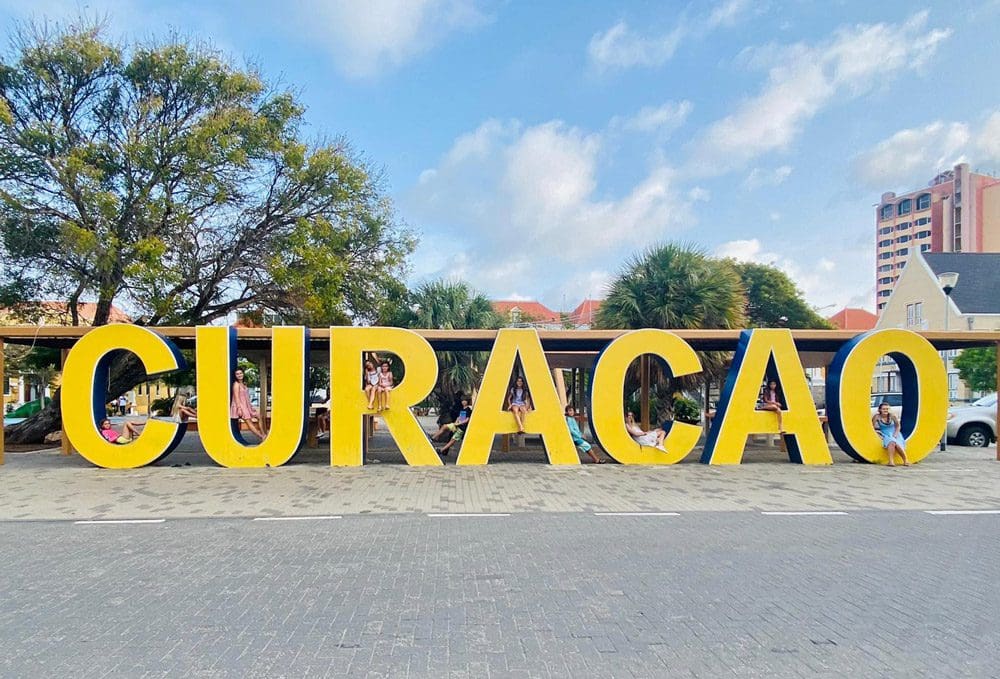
(954, 346), (997, 394)
(595, 243), (747, 412)
(391, 279), (503, 416)
(0, 21), (413, 442)
(729, 261), (832, 329)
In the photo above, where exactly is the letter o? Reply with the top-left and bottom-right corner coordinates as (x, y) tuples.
(826, 329), (946, 464)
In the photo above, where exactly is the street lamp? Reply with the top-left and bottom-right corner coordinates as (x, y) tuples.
(938, 272), (959, 330)
(937, 271), (959, 451)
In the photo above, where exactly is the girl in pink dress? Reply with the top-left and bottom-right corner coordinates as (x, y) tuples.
(231, 368), (265, 439)
(376, 361), (394, 411)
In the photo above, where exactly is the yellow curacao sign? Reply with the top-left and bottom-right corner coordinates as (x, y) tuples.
(61, 326), (947, 469)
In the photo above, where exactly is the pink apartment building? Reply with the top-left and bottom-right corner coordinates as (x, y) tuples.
(875, 162), (1000, 312)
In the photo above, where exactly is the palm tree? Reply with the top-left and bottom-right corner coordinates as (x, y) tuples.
(406, 279), (503, 417)
(596, 243), (746, 331)
(595, 243), (747, 416)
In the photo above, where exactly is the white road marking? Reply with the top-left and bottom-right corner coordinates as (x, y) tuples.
(926, 509), (1000, 515)
(593, 512), (680, 516)
(252, 515), (342, 521)
(75, 519), (166, 525)
(761, 511), (848, 516)
(427, 513), (510, 518)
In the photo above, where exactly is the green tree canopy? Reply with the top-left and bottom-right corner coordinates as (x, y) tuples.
(395, 279), (503, 416)
(728, 261), (832, 329)
(595, 243), (746, 331)
(954, 347), (997, 393)
(0, 20), (413, 442)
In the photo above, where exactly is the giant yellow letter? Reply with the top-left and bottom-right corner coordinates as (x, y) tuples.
(196, 326), (309, 468)
(589, 329), (702, 464)
(457, 328), (577, 465)
(702, 329), (831, 465)
(62, 325), (186, 469)
(329, 327), (440, 466)
(826, 329), (946, 464)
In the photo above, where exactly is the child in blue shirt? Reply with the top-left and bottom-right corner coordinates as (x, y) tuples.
(565, 406), (604, 463)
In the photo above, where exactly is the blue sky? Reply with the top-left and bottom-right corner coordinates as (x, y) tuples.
(5, 0), (1000, 313)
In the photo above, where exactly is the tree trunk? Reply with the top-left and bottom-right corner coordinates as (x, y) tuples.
(3, 353), (147, 444)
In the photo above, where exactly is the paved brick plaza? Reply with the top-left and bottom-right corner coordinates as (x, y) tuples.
(1, 421), (997, 677)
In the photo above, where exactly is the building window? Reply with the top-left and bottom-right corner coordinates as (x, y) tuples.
(955, 192), (962, 205)
(916, 230), (931, 239)
(895, 248), (909, 256)
(916, 217), (930, 226)
(920, 243), (931, 252)
(878, 302), (886, 310)
(880, 204), (894, 220)
(916, 193), (931, 210)
(895, 262), (906, 269)
(949, 373), (958, 400)
(878, 264), (892, 272)
(510, 307), (522, 324)
(914, 302), (922, 326)
(878, 290), (891, 298)
(896, 235), (911, 243)
(879, 252), (892, 260)
(906, 303), (914, 326)
(879, 226), (893, 235)
(896, 221), (911, 231)
(879, 239), (892, 247)
(897, 199), (912, 215)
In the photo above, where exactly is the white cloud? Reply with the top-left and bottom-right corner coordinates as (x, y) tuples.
(587, 20), (685, 71)
(707, 0), (752, 28)
(588, 0), (753, 72)
(854, 121), (970, 190)
(976, 112), (1000, 162)
(689, 12), (951, 175)
(407, 118), (694, 302)
(714, 238), (774, 264)
(688, 186), (711, 202)
(611, 100), (693, 136)
(293, 0), (491, 78)
(743, 165), (793, 190)
(714, 238), (874, 312)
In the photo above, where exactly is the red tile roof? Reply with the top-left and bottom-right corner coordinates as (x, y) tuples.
(827, 307), (877, 330)
(568, 299), (602, 326)
(492, 300), (561, 324)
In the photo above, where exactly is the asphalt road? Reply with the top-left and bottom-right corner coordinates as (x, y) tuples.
(1, 510), (997, 678)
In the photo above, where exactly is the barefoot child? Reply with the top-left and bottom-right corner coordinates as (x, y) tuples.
(99, 418), (142, 444)
(506, 376), (532, 433)
(364, 360), (380, 410)
(566, 406), (603, 463)
(377, 361), (394, 411)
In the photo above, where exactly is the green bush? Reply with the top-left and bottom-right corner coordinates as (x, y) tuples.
(672, 397), (701, 424)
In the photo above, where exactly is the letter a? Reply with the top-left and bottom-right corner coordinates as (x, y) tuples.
(702, 329), (831, 465)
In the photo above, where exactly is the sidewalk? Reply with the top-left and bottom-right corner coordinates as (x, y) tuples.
(1, 415), (997, 520)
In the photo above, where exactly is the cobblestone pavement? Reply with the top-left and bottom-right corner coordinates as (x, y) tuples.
(1, 511), (997, 678)
(0, 416), (997, 520)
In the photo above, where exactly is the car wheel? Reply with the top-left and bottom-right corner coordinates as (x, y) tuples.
(958, 424), (991, 448)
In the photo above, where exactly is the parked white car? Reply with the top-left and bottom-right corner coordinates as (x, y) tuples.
(946, 394), (997, 448)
